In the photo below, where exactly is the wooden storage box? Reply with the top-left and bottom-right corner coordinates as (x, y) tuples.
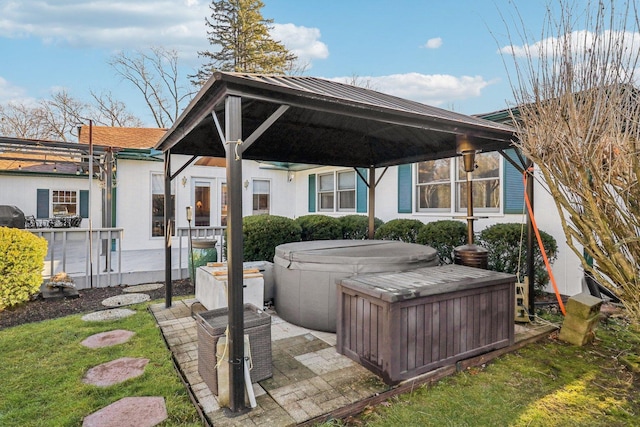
(336, 265), (515, 385)
(196, 303), (272, 395)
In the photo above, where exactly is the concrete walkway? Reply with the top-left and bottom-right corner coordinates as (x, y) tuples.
(150, 300), (557, 426)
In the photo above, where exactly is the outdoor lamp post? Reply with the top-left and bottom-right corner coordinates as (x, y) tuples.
(453, 134), (489, 269)
(186, 206), (195, 286)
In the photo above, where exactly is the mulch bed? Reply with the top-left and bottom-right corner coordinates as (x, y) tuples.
(0, 280), (194, 330)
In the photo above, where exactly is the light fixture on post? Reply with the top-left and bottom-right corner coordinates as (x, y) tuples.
(186, 206), (195, 286)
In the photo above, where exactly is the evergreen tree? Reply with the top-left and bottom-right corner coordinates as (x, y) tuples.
(192, 0), (297, 86)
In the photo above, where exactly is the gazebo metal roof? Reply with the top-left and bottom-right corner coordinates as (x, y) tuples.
(156, 72), (516, 166)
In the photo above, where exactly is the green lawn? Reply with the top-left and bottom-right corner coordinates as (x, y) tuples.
(0, 303), (200, 426)
(339, 316), (640, 427)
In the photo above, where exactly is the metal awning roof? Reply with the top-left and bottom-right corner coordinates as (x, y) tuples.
(156, 73), (516, 167)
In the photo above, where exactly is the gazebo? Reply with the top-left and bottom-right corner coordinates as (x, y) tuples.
(155, 72), (522, 412)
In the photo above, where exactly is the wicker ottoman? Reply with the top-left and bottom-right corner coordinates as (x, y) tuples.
(196, 303), (272, 395)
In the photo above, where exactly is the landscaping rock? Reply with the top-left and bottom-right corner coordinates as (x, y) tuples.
(122, 283), (163, 293)
(82, 396), (167, 427)
(81, 330), (135, 349)
(83, 357), (149, 387)
(81, 308), (136, 322)
(102, 293), (150, 307)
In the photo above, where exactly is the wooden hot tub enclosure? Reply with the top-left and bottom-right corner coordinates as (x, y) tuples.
(336, 265), (516, 385)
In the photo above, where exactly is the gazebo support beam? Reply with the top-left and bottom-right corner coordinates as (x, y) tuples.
(225, 95), (246, 413)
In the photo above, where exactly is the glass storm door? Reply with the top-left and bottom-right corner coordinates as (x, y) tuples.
(194, 181), (211, 226)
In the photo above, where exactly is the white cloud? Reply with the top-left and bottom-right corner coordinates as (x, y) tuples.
(424, 37), (442, 49)
(499, 30), (640, 60)
(0, 77), (27, 103)
(333, 73), (494, 106)
(271, 23), (329, 67)
(0, 1), (329, 67)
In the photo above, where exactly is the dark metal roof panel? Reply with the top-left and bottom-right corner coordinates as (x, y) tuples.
(156, 72), (517, 168)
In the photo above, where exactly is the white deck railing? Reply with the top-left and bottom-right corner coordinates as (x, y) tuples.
(29, 227), (124, 288)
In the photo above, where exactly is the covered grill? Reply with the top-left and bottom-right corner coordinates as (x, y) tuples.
(0, 205), (25, 229)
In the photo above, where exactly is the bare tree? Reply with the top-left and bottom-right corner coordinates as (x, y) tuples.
(41, 89), (87, 141)
(0, 102), (49, 139)
(109, 46), (193, 128)
(503, 0), (640, 323)
(89, 91), (143, 127)
(0, 89), (143, 141)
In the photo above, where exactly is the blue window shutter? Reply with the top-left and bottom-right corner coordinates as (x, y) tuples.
(503, 149), (525, 214)
(36, 189), (49, 218)
(308, 174), (316, 212)
(397, 164), (412, 213)
(79, 190), (89, 218)
(356, 168), (368, 213)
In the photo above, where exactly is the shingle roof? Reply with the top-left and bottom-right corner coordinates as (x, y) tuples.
(79, 126), (167, 149)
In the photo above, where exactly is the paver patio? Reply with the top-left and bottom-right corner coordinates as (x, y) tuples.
(150, 299), (556, 426)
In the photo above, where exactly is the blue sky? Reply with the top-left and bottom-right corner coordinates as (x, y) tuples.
(0, 0), (553, 127)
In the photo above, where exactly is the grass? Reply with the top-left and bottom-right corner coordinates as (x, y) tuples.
(329, 315), (640, 427)
(2, 301), (639, 427)
(0, 302), (200, 426)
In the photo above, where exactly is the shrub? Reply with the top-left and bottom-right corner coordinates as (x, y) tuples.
(295, 215), (342, 241)
(477, 223), (558, 294)
(242, 215), (301, 262)
(0, 227), (48, 310)
(339, 215), (384, 240)
(417, 220), (468, 265)
(374, 219), (425, 243)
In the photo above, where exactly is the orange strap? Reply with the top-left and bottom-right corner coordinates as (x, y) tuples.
(523, 169), (566, 316)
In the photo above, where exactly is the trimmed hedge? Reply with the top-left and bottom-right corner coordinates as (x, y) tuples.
(295, 215), (342, 241)
(242, 215), (301, 262)
(374, 219), (425, 243)
(339, 215), (384, 240)
(477, 223), (558, 294)
(417, 220), (468, 265)
(0, 227), (48, 310)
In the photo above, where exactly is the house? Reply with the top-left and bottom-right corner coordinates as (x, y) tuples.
(0, 120), (582, 295)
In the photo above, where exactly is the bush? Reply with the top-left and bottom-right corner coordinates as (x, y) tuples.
(0, 227), (48, 310)
(417, 220), (468, 265)
(339, 215), (384, 240)
(242, 215), (301, 262)
(374, 219), (425, 243)
(477, 223), (558, 294)
(295, 215), (342, 241)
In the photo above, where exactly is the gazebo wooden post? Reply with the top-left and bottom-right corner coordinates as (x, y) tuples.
(225, 95), (246, 413)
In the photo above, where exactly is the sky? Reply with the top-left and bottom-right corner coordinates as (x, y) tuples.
(0, 0), (558, 127)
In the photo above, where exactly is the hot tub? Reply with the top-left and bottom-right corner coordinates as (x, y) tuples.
(273, 240), (438, 332)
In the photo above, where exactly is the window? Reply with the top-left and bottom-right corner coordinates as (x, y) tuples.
(317, 170), (355, 212)
(337, 171), (356, 211)
(415, 152), (501, 213)
(455, 152), (500, 212)
(52, 190), (77, 216)
(151, 173), (175, 237)
(318, 173), (334, 211)
(416, 159), (451, 212)
(252, 179), (270, 215)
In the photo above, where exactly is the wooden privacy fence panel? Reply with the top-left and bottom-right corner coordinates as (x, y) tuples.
(337, 265), (515, 385)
